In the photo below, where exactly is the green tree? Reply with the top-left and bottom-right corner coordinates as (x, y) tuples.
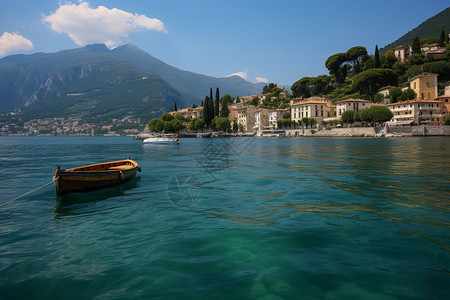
(358, 108), (372, 124)
(189, 117), (206, 131)
(174, 114), (186, 122)
(208, 96), (214, 124)
(154, 119), (165, 132)
(325, 53), (347, 83)
(346, 46), (367, 74)
(341, 110), (355, 124)
(374, 45), (380, 68)
(405, 64), (422, 78)
(353, 111), (361, 122)
(221, 94), (232, 106)
(174, 102), (177, 111)
(210, 88), (213, 102)
(170, 119), (184, 132)
(212, 117), (231, 131)
(408, 53), (423, 65)
(374, 93), (384, 103)
(202, 96), (212, 126)
(249, 96), (260, 106)
(232, 121), (238, 132)
(161, 113), (174, 122)
(423, 61), (450, 81)
(399, 88), (416, 101)
(381, 50), (397, 69)
(369, 106), (393, 123)
(148, 118), (159, 131)
(412, 37), (421, 55)
(311, 75), (332, 95)
(219, 99), (229, 117)
(291, 77), (311, 98)
(352, 68), (398, 100)
(214, 87), (220, 117)
(277, 119), (295, 129)
(235, 96), (241, 103)
(440, 29), (446, 47)
(389, 88), (403, 103)
(283, 112), (291, 119)
(263, 83), (277, 94)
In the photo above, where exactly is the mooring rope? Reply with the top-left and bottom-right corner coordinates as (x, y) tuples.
(0, 178), (55, 208)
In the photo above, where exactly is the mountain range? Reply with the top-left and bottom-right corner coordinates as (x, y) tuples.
(0, 44), (264, 122)
(381, 6), (450, 53)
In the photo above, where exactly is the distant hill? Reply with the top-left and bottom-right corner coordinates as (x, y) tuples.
(380, 6), (450, 53)
(0, 45), (183, 122)
(0, 44), (265, 123)
(111, 44), (265, 106)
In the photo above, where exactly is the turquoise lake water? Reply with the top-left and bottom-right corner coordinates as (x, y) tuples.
(0, 136), (449, 299)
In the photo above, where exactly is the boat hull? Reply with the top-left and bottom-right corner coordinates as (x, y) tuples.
(53, 159), (141, 196)
(142, 137), (179, 144)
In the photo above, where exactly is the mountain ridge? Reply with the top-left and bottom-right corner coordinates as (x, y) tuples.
(380, 6), (450, 53)
(0, 44), (266, 122)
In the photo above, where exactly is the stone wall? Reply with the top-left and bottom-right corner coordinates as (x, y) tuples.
(285, 126), (450, 137)
(411, 125), (450, 136)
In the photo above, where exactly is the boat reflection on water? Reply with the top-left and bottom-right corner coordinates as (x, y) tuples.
(54, 177), (141, 216)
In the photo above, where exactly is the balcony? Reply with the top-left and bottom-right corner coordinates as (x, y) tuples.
(394, 114), (414, 119)
(419, 114), (443, 118)
(419, 106), (440, 111)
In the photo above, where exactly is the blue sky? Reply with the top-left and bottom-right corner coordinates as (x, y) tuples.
(1, 0), (449, 86)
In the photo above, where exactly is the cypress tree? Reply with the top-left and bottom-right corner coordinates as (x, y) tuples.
(214, 87), (220, 117)
(412, 37), (421, 55)
(201, 100), (204, 107)
(203, 96), (211, 126)
(174, 102), (177, 111)
(220, 100), (229, 117)
(374, 45), (380, 68)
(440, 29), (446, 47)
(210, 88), (213, 102)
(208, 96), (214, 124)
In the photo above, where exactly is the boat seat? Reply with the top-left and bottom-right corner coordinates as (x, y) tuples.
(109, 165), (130, 170)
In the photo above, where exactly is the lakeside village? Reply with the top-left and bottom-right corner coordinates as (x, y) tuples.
(2, 72), (450, 138)
(157, 72), (450, 138)
(2, 38), (450, 137)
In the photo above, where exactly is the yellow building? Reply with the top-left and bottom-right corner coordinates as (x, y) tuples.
(290, 98), (331, 125)
(409, 72), (438, 100)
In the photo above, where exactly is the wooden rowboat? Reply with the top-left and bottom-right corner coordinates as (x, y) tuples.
(53, 159), (141, 196)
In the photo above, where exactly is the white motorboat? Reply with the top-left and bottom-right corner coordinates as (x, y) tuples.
(142, 134), (179, 144)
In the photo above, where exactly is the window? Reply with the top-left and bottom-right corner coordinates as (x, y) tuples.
(426, 82), (430, 88)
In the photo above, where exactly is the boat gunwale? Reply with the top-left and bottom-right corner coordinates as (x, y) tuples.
(61, 159), (139, 173)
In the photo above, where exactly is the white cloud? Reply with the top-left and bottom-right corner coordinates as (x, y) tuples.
(255, 76), (269, 83)
(43, 1), (167, 47)
(0, 32), (34, 56)
(227, 69), (248, 80)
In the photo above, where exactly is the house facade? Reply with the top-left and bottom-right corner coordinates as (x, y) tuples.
(387, 99), (444, 125)
(409, 72), (438, 100)
(253, 109), (270, 131)
(335, 99), (371, 118)
(290, 98), (331, 124)
(237, 105), (257, 131)
(394, 45), (411, 63)
(269, 108), (290, 129)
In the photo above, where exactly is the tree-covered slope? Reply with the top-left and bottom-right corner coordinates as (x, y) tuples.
(381, 6), (450, 53)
